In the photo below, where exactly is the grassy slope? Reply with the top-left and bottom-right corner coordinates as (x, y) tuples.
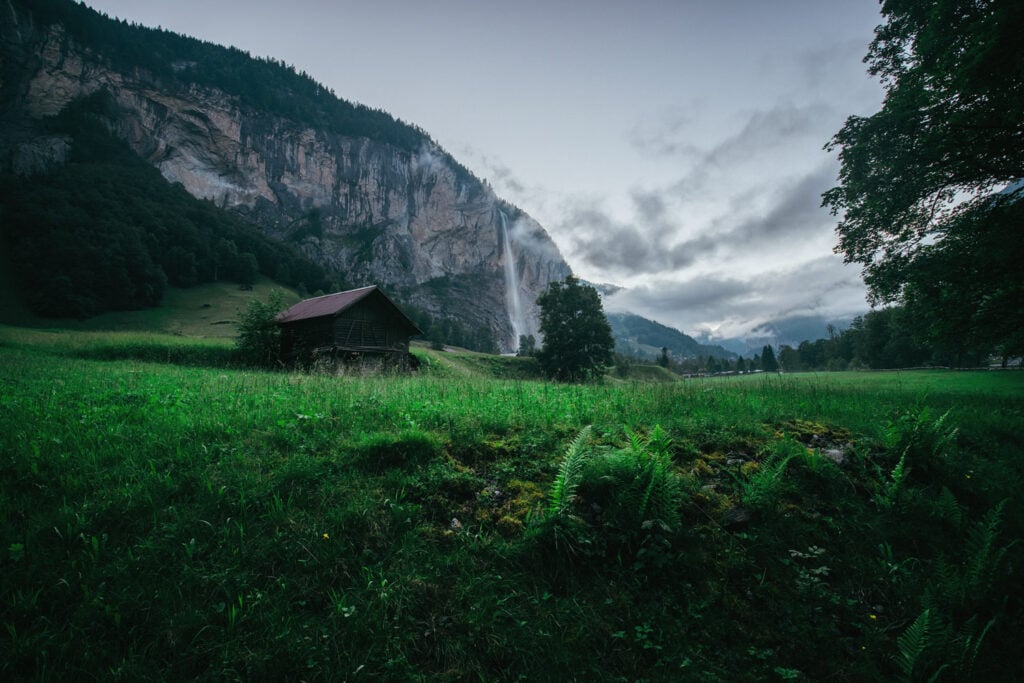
(0, 277), (301, 338)
(1, 329), (1021, 681)
(0, 269), (673, 381)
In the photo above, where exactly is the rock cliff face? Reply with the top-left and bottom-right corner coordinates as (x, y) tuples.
(0, 2), (569, 351)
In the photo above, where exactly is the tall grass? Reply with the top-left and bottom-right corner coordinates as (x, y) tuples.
(1, 331), (1022, 681)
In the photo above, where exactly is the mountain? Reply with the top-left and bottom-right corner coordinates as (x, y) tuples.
(0, 0), (569, 351)
(693, 313), (859, 356)
(607, 312), (736, 361)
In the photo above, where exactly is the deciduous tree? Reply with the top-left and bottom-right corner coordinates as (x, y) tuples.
(536, 276), (614, 382)
(823, 0), (1024, 359)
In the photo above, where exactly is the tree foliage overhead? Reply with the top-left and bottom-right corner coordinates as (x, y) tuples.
(536, 276), (614, 382)
(823, 0), (1024, 357)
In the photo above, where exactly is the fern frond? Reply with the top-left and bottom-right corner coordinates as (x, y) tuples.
(930, 409), (958, 458)
(964, 500), (1009, 599)
(929, 555), (962, 611)
(647, 424), (672, 460)
(548, 425), (593, 519)
(638, 467), (658, 521)
(625, 426), (646, 462)
(896, 608), (933, 681)
(933, 486), (963, 529)
(881, 450), (908, 508)
(584, 426), (683, 533)
(957, 615), (997, 678)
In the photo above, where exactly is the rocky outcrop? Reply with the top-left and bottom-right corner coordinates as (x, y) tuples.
(0, 2), (569, 350)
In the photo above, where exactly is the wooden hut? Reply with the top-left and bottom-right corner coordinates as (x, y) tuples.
(276, 286), (421, 368)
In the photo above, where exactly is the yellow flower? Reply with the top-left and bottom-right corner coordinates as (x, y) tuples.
(322, 533), (330, 540)
(869, 614), (877, 620)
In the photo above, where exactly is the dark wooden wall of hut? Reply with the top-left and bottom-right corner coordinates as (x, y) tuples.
(279, 294), (413, 362)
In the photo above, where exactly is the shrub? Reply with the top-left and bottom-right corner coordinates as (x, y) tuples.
(235, 291), (285, 367)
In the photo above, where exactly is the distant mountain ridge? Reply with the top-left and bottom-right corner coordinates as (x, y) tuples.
(0, 0), (569, 351)
(696, 314), (858, 355)
(607, 312), (736, 361)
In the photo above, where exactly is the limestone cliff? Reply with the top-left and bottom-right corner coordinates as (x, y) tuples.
(0, 0), (569, 350)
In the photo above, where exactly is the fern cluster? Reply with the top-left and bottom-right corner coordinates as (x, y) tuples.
(884, 408), (959, 481)
(894, 500), (1014, 681)
(579, 425), (682, 535)
(739, 438), (800, 511)
(895, 608), (997, 682)
(541, 425), (684, 560)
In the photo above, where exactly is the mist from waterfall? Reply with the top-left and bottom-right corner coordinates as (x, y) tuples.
(499, 210), (527, 352)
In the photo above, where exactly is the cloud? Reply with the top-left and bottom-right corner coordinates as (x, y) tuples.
(711, 161), (838, 244)
(626, 105), (704, 158)
(559, 206), (680, 272)
(797, 38), (878, 97)
(603, 254), (866, 338)
(458, 146), (536, 204)
(605, 276), (750, 317)
(485, 159), (526, 195)
(556, 162), (839, 280)
(412, 143), (447, 175)
(668, 102), (837, 200)
(630, 189), (669, 226)
(708, 103), (833, 167)
(508, 213), (565, 263)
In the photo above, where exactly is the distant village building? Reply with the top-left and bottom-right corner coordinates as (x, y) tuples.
(275, 286), (421, 369)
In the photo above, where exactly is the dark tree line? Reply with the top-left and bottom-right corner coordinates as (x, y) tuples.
(638, 346), (773, 376)
(776, 305), (993, 372)
(624, 302), (1000, 376)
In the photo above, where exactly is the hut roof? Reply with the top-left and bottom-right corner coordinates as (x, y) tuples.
(275, 286), (422, 335)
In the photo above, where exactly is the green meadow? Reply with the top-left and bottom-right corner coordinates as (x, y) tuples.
(2, 325), (1022, 681)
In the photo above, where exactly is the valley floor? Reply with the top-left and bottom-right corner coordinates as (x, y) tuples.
(1, 327), (1022, 681)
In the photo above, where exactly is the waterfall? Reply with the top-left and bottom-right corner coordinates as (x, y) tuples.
(499, 210), (527, 352)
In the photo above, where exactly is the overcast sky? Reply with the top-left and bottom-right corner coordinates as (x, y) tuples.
(87, 0), (886, 341)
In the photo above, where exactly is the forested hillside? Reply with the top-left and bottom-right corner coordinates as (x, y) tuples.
(0, 94), (334, 317)
(607, 312), (736, 361)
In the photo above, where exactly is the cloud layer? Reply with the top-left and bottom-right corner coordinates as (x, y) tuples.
(482, 81), (880, 341)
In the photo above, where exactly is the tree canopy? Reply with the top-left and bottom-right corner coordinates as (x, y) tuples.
(536, 276), (614, 382)
(823, 0), (1024, 358)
